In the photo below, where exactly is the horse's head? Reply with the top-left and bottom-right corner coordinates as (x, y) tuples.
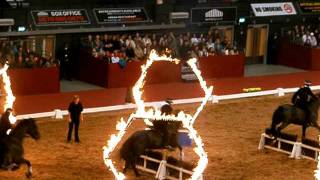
(16, 118), (40, 140)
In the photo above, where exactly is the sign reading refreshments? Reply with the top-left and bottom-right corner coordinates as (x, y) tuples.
(191, 7), (237, 23)
(93, 7), (149, 24)
(299, 2), (320, 14)
(251, 2), (297, 17)
(31, 9), (90, 26)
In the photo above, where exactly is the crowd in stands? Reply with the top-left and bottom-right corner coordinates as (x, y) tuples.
(0, 41), (58, 69)
(81, 29), (239, 65)
(283, 24), (320, 47)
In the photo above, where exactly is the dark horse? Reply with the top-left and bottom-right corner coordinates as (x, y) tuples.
(0, 118), (40, 178)
(120, 121), (182, 177)
(267, 93), (320, 139)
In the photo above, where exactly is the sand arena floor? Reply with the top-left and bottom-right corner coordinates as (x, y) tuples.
(0, 95), (318, 180)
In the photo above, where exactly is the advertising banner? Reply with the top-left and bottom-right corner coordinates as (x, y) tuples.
(251, 2), (297, 17)
(93, 7), (149, 24)
(31, 9), (90, 26)
(191, 7), (237, 23)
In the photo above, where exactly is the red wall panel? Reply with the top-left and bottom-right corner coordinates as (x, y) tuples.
(8, 67), (60, 95)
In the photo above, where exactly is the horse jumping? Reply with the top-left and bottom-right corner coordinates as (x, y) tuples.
(267, 93), (320, 139)
(120, 121), (182, 177)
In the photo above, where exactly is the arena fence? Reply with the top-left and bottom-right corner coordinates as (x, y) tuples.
(15, 85), (320, 120)
(137, 155), (194, 180)
(259, 133), (320, 161)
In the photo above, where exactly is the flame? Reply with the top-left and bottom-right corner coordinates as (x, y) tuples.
(133, 49), (180, 114)
(0, 64), (16, 124)
(103, 50), (211, 180)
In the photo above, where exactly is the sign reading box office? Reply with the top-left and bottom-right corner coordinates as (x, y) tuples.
(31, 9), (90, 26)
(93, 7), (149, 24)
(191, 7), (237, 23)
(299, 2), (320, 14)
(251, 2), (297, 17)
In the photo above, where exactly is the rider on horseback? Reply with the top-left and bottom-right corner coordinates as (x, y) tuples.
(152, 98), (174, 150)
(0, 108), (16, 169)
(0, 108), (14, 137)
(292, 80), (317, 125)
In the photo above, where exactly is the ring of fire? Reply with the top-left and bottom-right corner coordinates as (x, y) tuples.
(103, 50), (213, 180)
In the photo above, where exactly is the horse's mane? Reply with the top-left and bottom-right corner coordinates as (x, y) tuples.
(307, 94), (320, 110)
(14, 118), (35, 128)
(11, 118), (36, 136)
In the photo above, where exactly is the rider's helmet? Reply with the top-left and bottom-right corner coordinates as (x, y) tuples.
(304, 80), (312, 87)
(165, 98), (173, 105)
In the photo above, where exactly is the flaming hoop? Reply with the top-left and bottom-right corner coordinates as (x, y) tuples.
(0, 64), (16, 125)
(103, 50), (213, 180)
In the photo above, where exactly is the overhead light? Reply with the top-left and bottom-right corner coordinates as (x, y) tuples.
(239, 17), (245, 23)
(17, 26), (26, 32)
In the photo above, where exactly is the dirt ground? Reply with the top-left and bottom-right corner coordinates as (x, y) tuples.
(0, 95), (318, 180)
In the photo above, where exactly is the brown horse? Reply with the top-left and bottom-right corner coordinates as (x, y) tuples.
(267, 93), (320, 139)
(0, 119), (40, 179)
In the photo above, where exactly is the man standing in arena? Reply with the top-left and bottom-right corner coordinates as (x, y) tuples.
(67, 95), (83, 143)
(0, 108), (14, 137)
(292, 80), (317, 125)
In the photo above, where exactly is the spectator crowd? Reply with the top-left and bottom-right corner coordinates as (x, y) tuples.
(81, 29), (239, 66)
(0, 41), (58, 69)
(283, 24), (320, 47)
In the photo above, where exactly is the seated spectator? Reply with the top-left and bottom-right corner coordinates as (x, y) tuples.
(310, 33), (317, 47)
(215, 38), (223, 54)
(208, 47), (216, 56)
(81, 34), (94, 49)
(118, 52), (127, 69)
(112, 35), (121, 51)
(94, 35), (103, 52)
(111, 53), (120, 64)
(293, 34), (303, 45)
(125, 35), (136, 49)
(191, 34), (199, 45)
(15, 56), (25, 68)
(83, 30), (241, 63)
(142, 34), (152, 47)
(303, 31), (311, 45)
(206, 39), (215, 50)
(134, 42), (144, 60)
(126, 43), (135, 60)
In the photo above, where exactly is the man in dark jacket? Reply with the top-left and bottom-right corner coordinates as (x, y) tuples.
(67, 95), (83, 143)
(152, 99), (174, 150)
(58, 42), (73, 81)
(292, 80), (317, 124)
(0, 108), (13, 137)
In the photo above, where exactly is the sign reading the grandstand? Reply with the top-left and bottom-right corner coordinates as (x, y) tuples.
(191, 7), (237, 23)
(31, 9), (90, 26)
(299, 2), (320, 14)
(251, 2), (297, 17)
(93, 7), (149, 24)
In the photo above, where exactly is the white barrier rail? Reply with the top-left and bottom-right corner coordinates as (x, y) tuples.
(15, 85), (320, 120)
(258, 133), (320, 161)
(137, 155), (193, 180)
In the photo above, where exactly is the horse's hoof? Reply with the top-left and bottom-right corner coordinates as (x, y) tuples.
(25, 172), (32, 179)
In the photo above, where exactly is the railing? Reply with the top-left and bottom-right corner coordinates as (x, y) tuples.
(15, 85), (320, 120)
(258, 133), (320, 161)
(137, 154), (193, 180)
